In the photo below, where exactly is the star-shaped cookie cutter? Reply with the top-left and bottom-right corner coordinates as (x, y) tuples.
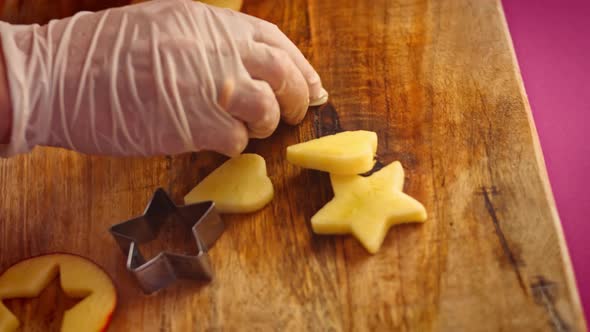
(109, 188), (224, 294)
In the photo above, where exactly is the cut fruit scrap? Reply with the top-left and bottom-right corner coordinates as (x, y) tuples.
(311, 161), (427, 254)
(184, 153), (274, 213)
(0, 253), (117, 332)
(199, 0), (244, 11)
(131, 0), (244, 11)
(286, 131), (378, 175)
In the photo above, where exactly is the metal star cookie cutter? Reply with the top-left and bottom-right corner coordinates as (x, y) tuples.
(109, 188), (224, 294)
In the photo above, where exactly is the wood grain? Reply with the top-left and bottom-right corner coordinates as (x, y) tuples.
(0, 0), (586, 331)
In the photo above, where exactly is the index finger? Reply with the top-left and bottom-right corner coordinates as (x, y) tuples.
(254, 21), (327, 103)
(232, 12), (328, 104)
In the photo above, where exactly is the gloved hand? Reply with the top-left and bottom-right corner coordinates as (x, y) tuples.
(0, 0), (328, 157)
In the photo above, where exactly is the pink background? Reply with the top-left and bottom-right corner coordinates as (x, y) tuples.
(502, 0), (590, 321)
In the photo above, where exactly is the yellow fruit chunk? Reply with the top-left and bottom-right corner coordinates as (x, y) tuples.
(0, 253), (117, 332)
(286, 131), (378, 175)
(184, 154), (274, 213)
(311, 161), (427, 254)
(199, 0), (243, 10)
(131, 0), (243, 11)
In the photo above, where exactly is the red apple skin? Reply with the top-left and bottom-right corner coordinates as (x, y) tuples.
(0, 252), (118, 332)
(101, 311), (115, 332)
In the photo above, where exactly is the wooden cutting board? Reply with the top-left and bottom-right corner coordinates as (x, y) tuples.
(0, 0), (586, 330)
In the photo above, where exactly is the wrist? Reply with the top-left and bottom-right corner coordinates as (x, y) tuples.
(0, 38), (12, 144)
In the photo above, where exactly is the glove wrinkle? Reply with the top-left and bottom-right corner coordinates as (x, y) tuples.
(0, 0), (326, 157)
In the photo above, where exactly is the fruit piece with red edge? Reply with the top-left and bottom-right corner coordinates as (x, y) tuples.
(0, 253), (117, 332)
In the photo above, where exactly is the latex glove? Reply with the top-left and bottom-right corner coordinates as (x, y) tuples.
(0, 0), (328, 157)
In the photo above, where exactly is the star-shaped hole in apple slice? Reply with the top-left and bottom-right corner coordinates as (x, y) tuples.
(311, 161), (427, 254)
(4, 274), (82, 331)
(0, 254), (117, 332)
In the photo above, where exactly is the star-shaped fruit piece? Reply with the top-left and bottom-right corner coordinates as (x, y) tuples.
(0, 253), (116, 332)
(311, 161), (427, 253)
(287, 131), (377, 175)
(184, 154), (274, 213)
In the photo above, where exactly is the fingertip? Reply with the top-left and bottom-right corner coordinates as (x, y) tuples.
(217, 121), (249, 157)
(230, 124), (249, 156)
(250, 21), (325, 108)
(283, 96), (310, 125)
(248, 93), (280, 138)
(305, 71), (324, 101)
(241, 43), (309, 126)
(225, 78), (280, 138)
(310, 87), (329, 106)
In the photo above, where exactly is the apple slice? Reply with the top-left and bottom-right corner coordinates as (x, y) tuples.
(184, 153), (274, 213)
(0, 253), (117, 332)
(286, 130), (378, 175)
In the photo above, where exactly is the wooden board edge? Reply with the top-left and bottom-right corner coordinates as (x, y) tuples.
(497, 1), (588, 329)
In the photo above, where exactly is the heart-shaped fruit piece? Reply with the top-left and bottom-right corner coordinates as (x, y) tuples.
(184, 154), (274, 213)
(0, 253), (117, 332)
(286, 130), (378, 175)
